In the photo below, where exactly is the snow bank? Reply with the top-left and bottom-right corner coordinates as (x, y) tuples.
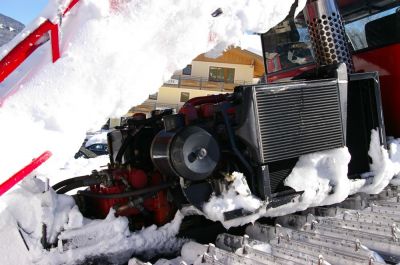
(203, 172), (262, 222)
(203, 130), (400, 228)
(388, 137), (400, 186)
(0, 177), (186, 265)
(36, 154), (109, 190)
(0, 0), (306, 183)
(203, 148), (352, 228)
(358, 130), (396, 194)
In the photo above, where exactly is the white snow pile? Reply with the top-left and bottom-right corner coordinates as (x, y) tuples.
(49, 155), (110, 190)
(357, 130), (396, 193)
(388, 137), (400, 186)
(0, 177), (186, 265)
(202, 129), (400, 228)
(203, 172), (262, 222)
(0, 0), (306, 182)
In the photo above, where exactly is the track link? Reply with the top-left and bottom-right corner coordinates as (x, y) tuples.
(132, 187), (400, 265)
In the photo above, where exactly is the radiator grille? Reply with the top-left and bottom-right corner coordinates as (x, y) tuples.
(255, 81), (345, 163)
(269, 168), (292, 194)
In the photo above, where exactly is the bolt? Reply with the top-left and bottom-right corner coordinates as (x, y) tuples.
(355, 239), (361, 251)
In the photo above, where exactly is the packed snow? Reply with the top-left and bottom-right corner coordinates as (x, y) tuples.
(0, 177), (187, 265)
(0, 0), (306, 181)
(202, 130), (400, 228)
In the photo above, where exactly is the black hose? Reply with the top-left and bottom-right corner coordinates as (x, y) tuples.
(77, 182), (173, 199)
(52, 175), (92, 191)
(219, 103), (255, 192)
(115, 133), (135, 164)
(55, 177), (103, 194)
(56, 181), (87, 194)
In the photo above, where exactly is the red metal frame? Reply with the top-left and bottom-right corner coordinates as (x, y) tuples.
(0, 20), (60, 82)
(0, 0), (81, 195)
(266, 64), (316, 83)
(0, 151), (52, 196)
(0, 0), (82, 83)
(63, 0), (80, 16)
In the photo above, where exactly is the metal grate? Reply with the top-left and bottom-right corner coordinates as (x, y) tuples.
(303, 0), (354, 72)
(254, 80), (345, 163)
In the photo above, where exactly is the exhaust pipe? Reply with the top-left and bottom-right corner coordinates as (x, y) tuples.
(303, 0), (354, 72)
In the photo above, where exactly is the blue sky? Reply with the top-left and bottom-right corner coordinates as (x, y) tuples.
(0, 0), (48, 25)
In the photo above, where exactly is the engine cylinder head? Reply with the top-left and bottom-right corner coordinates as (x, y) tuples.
(303, 0), (354, 72)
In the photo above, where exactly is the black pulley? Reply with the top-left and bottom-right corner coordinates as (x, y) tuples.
(151, 126), (220, 181)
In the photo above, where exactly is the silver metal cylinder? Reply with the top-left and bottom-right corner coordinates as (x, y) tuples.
(303, 0), (354, 72)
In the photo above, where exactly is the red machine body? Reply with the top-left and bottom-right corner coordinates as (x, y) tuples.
(263, 2), (400, 136)
(353, 44), (400, 136)
(87, 169), (171, 226)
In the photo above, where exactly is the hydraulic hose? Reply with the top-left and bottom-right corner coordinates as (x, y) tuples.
(54, 177), (102, 194)
(219, 103), (255, 192)
(77, 182), (173, 199)
(52, 175), (92, 191)
(56, 181), (87, 194)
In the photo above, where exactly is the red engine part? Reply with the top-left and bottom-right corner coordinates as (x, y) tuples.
(112, 168), (147, 189)
(127, 169), (147, 189)
(179, 94), (233, 124)
(89, 184), (131, 218)
(199, 103), (216, 119)
(179, 103), (198, 124)
(88, 169), (172, 225)
(144, 190), (171, 225)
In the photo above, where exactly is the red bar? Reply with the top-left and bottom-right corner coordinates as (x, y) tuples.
(0, 0), (80, 83)
(0, 151), (52, 196)
(63, 0), (80, 16)
(0, 20), (60, 82)
(50, 23), (60, 62)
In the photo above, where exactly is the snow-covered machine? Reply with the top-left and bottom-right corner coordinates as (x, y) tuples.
(48, 0), (393, 227)
(0, 0), (398, 231)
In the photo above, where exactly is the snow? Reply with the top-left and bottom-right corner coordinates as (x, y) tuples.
(388, 137), (400, 179)
(39, 155), (110, 190)
(203, 172), (262, 222)
(179, 242), (207, 264)
(202, 147), (353, 228)
(358, 130), (396, 194)
(0, 176), (187, 265)
(202, 130), (400, 228)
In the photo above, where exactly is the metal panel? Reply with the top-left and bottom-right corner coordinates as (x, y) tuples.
(254, 80), (345, 163)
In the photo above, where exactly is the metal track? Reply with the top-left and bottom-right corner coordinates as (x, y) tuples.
(134, 188), (400, 265)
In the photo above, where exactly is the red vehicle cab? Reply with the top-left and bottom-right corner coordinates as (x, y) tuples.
(262, 0), (400, 136)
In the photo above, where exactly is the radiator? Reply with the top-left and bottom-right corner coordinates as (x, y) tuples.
(235, 77), (347, 197)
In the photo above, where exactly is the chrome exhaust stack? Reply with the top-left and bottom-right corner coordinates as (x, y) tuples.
(303, 0), (354, 72)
